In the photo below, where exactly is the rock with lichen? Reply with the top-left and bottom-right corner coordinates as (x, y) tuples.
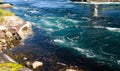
(0, 53), (32, 71)
(0, 16), (32, 52)
(0, 9), (32, 52)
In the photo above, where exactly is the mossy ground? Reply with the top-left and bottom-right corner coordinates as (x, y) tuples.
(0, 62), (23, 71)
(0, 8), (14, 16)
(0, 8), (14, 23)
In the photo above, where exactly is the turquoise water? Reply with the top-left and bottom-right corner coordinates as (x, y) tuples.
(5, 0), (120, 71)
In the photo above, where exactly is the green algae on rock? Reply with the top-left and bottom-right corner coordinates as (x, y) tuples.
(0, 8), (14, 23)
(0, 62), (23, 71)
(0, 9), (14, 16)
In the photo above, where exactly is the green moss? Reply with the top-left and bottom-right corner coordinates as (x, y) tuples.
(0, 8), (14, 16)
(0, 62), (23, 71)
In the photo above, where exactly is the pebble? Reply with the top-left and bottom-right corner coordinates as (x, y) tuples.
(0, 26), (8, 31)
(23, 57), (28, 61)
(32, 61), (43, 69)
(26, 61), (31, 67)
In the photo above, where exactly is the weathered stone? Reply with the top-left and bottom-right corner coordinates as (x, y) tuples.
(0, 39), (6, 43)
(26, 61), (32, 68)
(0, 16), (32, 39)
(0, 31), (5, 39)
(0, 3), (13, 8)
(0, 16), (32, 52)
(32, 61), (43, 69)
(18, 21), (32, 39)
(0, 26), (8, 31)
(5, 31), (13, 38)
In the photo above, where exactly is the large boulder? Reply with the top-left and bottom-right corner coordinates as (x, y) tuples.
(0, 16), (32, 52)
(1, 16), (32, 39)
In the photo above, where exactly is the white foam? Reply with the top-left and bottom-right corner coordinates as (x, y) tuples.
(29, 10), (39, 13)
(73, 47), (96, 58)
(92, 26), (120, 33)
(74, 2), (120, 4)
(13, 7), (19, 9)
(74, 47), (86, 52)
(47, 28), (54, 31)
(117, 60), (120, 65)
(93, 26), (105, 29)
(66, 18), (80, 23)
(24, 14), (30, 17)
(82, 17), (91, 21)
(106, 27), (120, 33)
(40, 17), (80, 31)
(53, 39), (64, 43)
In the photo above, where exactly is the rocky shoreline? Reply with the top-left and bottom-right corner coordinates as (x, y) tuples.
(0, 16), (32, 52)
(0, 3), (33, 71)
